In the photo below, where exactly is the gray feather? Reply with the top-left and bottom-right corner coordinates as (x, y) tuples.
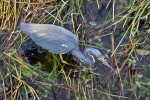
(20, 23), (79, 54)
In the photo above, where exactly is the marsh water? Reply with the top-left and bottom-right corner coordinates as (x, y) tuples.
(21, 0), (150, 99)
(0, 0), (150, 99)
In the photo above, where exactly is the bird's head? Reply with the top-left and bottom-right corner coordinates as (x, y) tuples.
(84, 47), (103, 64)
(84, 47), (117, 74)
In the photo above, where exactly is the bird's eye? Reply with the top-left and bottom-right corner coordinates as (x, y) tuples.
(88, 52), (95, 63)
(88, 52), (92, 56)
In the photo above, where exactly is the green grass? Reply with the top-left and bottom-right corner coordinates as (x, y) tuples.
(0, 0), (150, 99)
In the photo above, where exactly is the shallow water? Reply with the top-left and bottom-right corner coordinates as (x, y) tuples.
(20, 0), (131, 99)
(0, 0), (149, 99)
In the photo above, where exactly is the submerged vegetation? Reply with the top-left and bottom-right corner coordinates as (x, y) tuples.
(0, 0), (149, 99)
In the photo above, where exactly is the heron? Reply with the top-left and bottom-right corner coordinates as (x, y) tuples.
(20, 23), (117, 74)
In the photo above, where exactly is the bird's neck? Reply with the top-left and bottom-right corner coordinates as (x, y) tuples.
(71, 49), (87, 63)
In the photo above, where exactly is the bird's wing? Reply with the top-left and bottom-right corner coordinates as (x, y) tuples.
(20, 23), (79, 54)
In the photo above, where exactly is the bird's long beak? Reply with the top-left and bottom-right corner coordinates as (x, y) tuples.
(97, 57), (117, 75)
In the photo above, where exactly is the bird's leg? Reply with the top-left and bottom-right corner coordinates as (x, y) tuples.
(59, 55), (77, 67)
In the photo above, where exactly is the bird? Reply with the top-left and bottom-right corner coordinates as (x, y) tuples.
(20, 23), (117, 74)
